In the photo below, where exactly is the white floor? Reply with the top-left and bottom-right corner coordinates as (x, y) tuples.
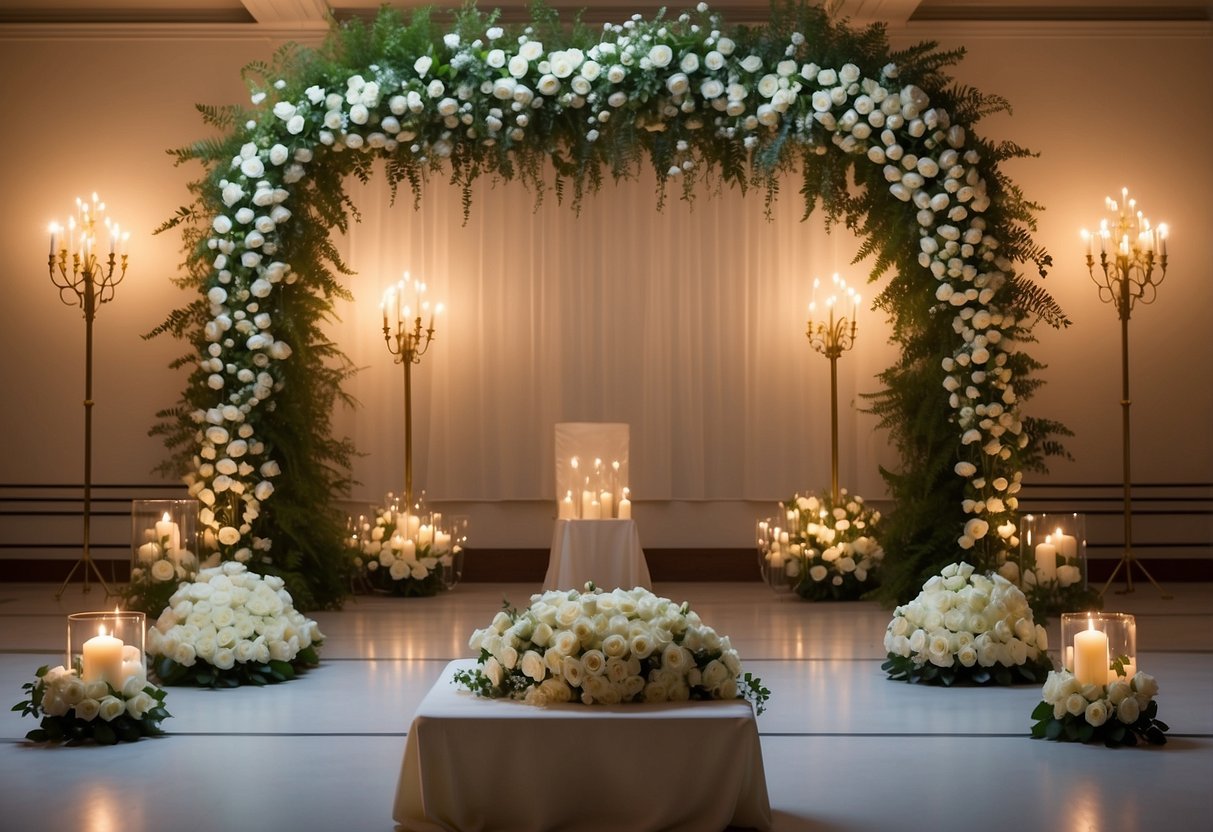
(1, 580), (1211, 831)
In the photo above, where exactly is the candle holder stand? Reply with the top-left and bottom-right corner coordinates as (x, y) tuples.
(806, 276), (859, 503)
(48, 195), (129, 599)
(1083, 190), (1170, 598)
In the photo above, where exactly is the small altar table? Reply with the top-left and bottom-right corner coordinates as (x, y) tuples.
(393, 660), (772, 832)
(543, 518), (652, 591)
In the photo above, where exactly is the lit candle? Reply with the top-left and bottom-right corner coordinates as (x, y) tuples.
(1073, 621), (1109, 687)
(768, 541), (784, 569)
(559, 490), (575, 519)
(400, 538), (416, 561)
(589, 498), (602, 520)
(617, 488), (631, 519)
(1081, 229), (1092, 257)
(1034, 536), (1057, 582)
(406, 513), (421, 539)
(49, 223), (57, 256)
(82, 625), (125, 687)
(155, 512), (181, 552)
(1108, 658), (1137, 685)
(600, 489), (614, 519)
(1052, 528), (1077, 560)
(581, 487), (596, 520)
(1158, 223), (1168, 257)
(418, 524), (433, 547)
(434, 531), (451, 552)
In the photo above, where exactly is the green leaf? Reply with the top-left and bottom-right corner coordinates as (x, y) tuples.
(1045, 719), (1062, 740)
(1030, 700), (1053, 720)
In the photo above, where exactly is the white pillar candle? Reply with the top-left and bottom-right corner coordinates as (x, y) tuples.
(82, 626), (125, 687)
(434, 531), (451, 552)
(1108, 659), (1137, 685)
(599, 490), (614, 519)
(559, 491), (575, 519)
(1052, 530), (1077, 560)
(769, 542), (784, 569)
(406, 514), (421, 539)
(1034, 538), (1057, 582)
(1073, 624), (1109, 687)
(617, 495), (631, 519)
(581, 489), (596, 520)
(418, 524), (433, 547)
(400, 539), (416, 561)
(137, 542), (160, 563)
(155, 513), (181, 552)
(588, 499), (602, 520)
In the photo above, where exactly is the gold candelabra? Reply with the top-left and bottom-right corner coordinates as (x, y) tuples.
(806, 274), (859, 503)
(1081, 187), (1169, 597)
(47, 194), (130, 598)
(381, 273), (442, 511)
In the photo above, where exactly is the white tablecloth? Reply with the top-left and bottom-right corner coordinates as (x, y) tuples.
(543, 518), (651, 591)
(393, 660), (772, 831)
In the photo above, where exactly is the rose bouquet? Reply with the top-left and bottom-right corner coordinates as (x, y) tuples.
(454, 585), (770, 713)
(12, 664), (170, 745)
(348, 498), (461, 597)
(1031, 668), (1167, 746)
(146, 562), (323, 687)
(882, 562), (1053, 685)
(776, 490), (883, 600)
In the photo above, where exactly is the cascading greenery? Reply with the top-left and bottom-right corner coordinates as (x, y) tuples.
(149, 2), (1067, 610)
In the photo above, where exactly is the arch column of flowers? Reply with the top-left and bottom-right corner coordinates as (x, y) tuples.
(156, 3), (1065, 608)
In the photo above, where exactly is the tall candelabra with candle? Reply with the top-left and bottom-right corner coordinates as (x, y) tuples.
(1081, 188), (1170, 597)
(806, 274), (860, 502)
(381, 272), (443, 511)
(47, 194), (130, 598)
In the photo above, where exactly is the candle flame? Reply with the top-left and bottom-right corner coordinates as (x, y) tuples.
(98, 624), (108, 638)
(1087, 617), (1095, 632)
(162, 512), (171, 523)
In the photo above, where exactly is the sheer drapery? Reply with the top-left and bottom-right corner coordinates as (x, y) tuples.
(330, 167), (892, 503)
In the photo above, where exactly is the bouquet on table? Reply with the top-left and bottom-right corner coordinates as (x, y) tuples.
(147, 562), (323, 687)
(347, 494), (462, 597)
(771, 490), (883, 600)
(455, 584), (770, 713)
(882, 562), (1053, 685)
(1031, 667), (1167, 746)
(12, 663), (170, 745)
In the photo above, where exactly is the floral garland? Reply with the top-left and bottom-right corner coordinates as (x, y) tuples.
(777, 489), (883, 600)
(1031, 668), (1167, 747)
(882, 561), (1053, 685)
(455, 585), (770, 713)
(158, 3), (1063, 606)
(13, 665), (171, 745)
(147, 562), (323, 687)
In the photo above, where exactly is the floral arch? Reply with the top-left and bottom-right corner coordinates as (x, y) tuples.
(155, 2), (1067, 609)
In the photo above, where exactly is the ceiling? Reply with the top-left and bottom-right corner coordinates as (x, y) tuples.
(0, 0), (1208, 26)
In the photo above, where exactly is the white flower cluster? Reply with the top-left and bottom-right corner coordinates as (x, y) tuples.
(195, 3), (1024, 561)
(1040, 668), (1159, 728)
(467, 585), (747, 707)
(147, 562), (323, 671)
(350, 502), (455, 584)
(783, 491), (883, 587)
(884, 562), (1047, 669)
(36, 662), (160, 722)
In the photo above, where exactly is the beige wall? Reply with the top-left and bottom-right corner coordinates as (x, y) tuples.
(0, 18), (1209, 555)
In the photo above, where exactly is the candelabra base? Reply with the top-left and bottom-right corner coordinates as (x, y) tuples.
(54, 553), (116, 600)
(1100, 552), (1171, 599)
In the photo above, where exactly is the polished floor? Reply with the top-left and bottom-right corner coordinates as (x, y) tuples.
(1, 579), (1211, 831)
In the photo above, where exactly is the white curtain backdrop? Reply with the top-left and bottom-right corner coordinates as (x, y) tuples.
(329, 165), (893, 504)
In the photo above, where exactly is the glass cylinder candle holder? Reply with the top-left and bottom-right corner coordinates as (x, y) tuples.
(1018, 513), (1086, 590)
(67, 610), (147, 689)
(441, 515), (469, 590)
(756, 519), (797, 593)
(131, 499), (199, 583)
(1061, 612), (1137, 686)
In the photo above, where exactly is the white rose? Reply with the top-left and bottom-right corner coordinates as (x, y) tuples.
(126, 691), (157, 720)
(521, 650), (546, 682)
(98, 695), (126, 722)
(1116, 695), (1141, 724)
(75, 698), (101, 722)
(150, 559), (176, 582)
(414, 55), (432, 77)
(648, 45), (673, 68)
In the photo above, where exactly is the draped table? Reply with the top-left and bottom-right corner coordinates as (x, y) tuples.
(543, 518), (652, 591)
(393, 660), (772, 831)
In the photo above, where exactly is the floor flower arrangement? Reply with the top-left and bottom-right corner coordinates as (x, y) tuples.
(1031, 668), (1167, 746)
(455, 585), (769, 713)
(146, 562), (323, 687)
(12, 664), (171, 745)
(882, 561), (1053, 685)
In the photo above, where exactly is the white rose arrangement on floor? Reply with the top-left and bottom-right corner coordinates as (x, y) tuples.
(13, 664), (171, 745)
(454, 585), (770, 713)
(773, 490), (884, 600)
(882, 562), (1053, 685)
(146, 563), (324, 687)
(1030, 666), (1167, 747)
